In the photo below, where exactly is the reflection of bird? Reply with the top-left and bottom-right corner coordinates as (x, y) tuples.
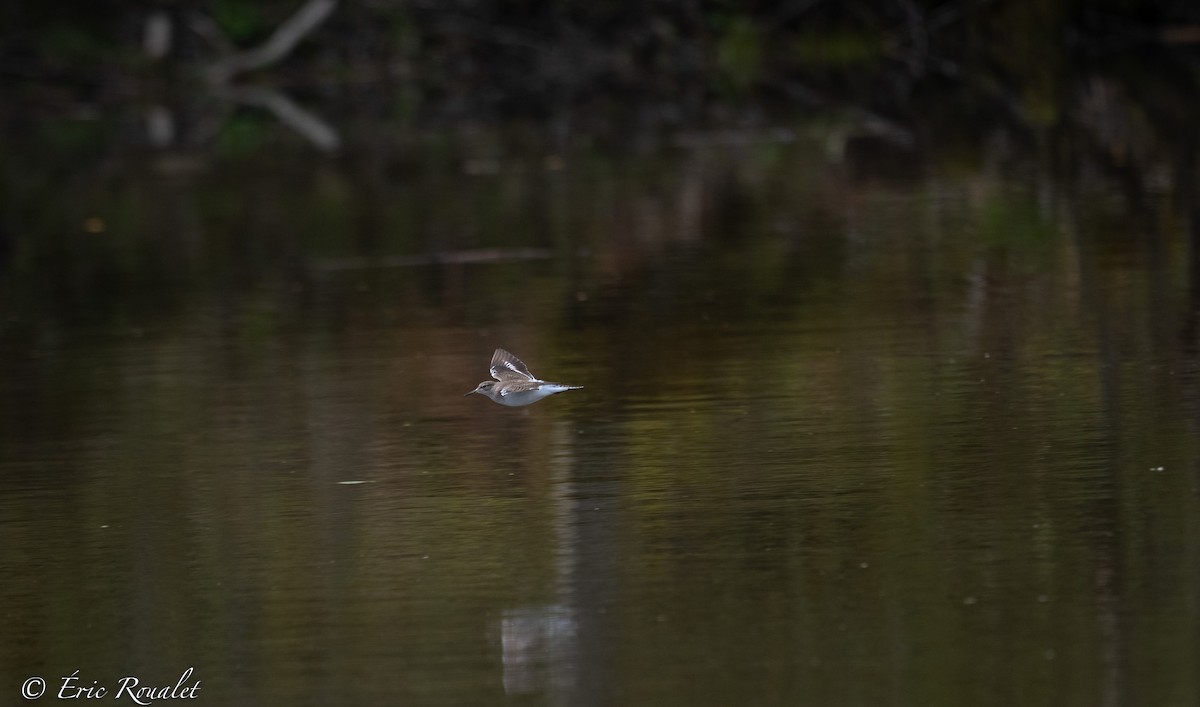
(465, 349), (582, 407)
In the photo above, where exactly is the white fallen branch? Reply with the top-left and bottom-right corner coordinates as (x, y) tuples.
(224, 85), (341, 151)
(205, 0), (337, 82)
(144, 11), (172, 59)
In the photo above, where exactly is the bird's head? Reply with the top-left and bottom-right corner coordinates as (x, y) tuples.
(465, 381), (496, 396)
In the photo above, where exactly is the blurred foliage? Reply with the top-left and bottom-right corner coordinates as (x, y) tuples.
(215, 113), (274, 157)
(3, 1), (1198, 106)
(715, 17), (763, 90)
(794, 27), (886, 67)
(1, 0), (1198, 339)
(212, 0), (268, 43)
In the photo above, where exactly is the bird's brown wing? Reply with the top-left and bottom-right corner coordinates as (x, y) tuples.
(490, 348), (537, 382)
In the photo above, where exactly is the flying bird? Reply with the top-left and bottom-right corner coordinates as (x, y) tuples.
(465, 348), (582, 407)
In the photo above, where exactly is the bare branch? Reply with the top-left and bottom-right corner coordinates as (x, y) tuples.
(144, 11), (172, 59)
(225, 86), (341, 151)
(207, 0), (338, 82)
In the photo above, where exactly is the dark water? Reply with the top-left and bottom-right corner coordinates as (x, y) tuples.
(2, 117), (1199, 706)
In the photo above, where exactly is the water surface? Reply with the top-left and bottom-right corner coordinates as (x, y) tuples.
(2, 119), (1198, 706)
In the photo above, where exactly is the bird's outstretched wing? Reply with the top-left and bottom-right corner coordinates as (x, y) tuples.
(491, 348), (537, 382)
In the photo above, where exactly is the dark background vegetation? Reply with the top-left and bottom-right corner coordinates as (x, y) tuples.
(5, 0), (1200, 134)
(2, 0), (1199, 333)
